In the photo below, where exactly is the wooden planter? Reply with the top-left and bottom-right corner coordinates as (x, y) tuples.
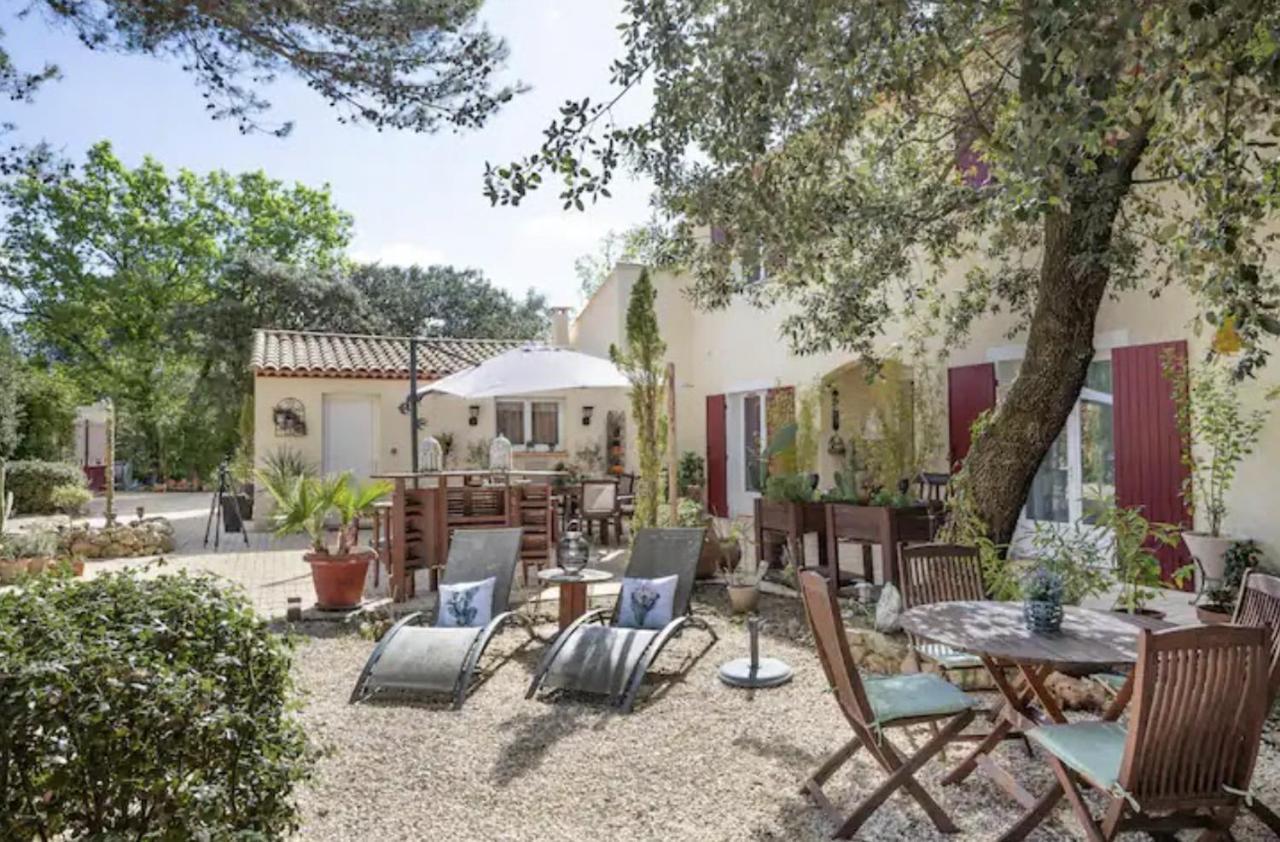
(824, 502), (938, 588)
(753, 498), (829, 572)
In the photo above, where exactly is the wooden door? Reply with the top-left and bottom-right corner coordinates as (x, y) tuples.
(706, 394), (728, 517)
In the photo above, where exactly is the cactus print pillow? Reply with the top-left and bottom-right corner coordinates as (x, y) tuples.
(436, 577), (496, 628)
(617, 574), (677, 630)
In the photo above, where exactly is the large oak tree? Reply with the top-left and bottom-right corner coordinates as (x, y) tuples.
(488, 0), (1280, 544)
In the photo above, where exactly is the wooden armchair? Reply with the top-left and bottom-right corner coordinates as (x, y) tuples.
(798, 570), (977, 838)
(1229, 569), (1280, 834)
(1006, 625), (1271, 841)
(899, 544), (986, 677)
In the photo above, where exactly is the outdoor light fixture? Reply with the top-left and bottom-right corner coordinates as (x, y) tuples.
(468, 405), (480, 426)
(489, 433), (513, 473)
(419, 435), (443, 473)
(581, 405), (594, 426)
(830, 387), (840, 432)
(557, 519), (592, 575)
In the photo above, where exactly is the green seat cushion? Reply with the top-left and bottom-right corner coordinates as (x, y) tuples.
(865, 673), (978, 726)
(1091, 672), (1128, 691)
(916, 642), (983, 670)
(1027, 722), (1127, 789)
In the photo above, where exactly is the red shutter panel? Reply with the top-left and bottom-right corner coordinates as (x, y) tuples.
(947, 363), (997, 469)
(1113, 341), (1193, 589)
(706, 394), (728, 517)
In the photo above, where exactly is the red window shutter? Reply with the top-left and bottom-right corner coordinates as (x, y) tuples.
(1113, 341), (1193, 590)
(947, 363), (997, 469)
(705, 394), (728, 517)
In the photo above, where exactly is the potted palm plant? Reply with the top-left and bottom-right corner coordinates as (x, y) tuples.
(265, 472), (392, 610)
(1166, 356), (1274, 585)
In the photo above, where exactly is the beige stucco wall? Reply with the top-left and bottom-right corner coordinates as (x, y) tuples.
(252, 374), (629, 514)
(572, 261), (1280, 561)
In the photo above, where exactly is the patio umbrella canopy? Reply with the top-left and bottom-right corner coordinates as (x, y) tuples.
(414, 344), (628, 398)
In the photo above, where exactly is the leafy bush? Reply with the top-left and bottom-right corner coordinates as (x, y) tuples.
(1, 530), (57, 560)
(676, 451), (705, 495)
(764, 472), (815, 503)
(5, 460), (86, 514)
(49, 483), (92, 515)
(0, 568), (311, 840)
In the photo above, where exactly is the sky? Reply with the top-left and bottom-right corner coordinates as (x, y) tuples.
(3, 1), (655, 308)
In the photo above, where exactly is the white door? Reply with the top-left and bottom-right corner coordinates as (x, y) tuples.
(323, 395), (378, 480)
(726, 390), (768, 517)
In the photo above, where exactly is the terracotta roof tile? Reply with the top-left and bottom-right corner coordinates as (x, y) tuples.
(251, 329), (529, 379)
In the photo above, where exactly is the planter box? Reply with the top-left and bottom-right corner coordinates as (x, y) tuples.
(824, 503), (938, 588)
(753, 498), (830, 571)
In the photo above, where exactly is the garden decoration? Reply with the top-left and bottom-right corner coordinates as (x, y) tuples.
(419, 434), (443, 472)
(557, 519), (592, 575)
(718, 614), (793, 689)
(1023, 567), (1064, 633)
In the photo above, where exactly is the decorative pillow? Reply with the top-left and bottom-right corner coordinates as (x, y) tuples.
(616, 574), (678, 630)
(436, 577), (496, 628)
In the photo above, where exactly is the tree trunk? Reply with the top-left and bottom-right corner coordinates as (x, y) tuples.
(962, 143), (1146, 546)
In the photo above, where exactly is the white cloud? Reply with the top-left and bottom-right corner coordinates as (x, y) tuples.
(349, 241), (446, 267)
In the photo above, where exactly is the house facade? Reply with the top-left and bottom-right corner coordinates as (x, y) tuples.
(572, 262), (1280, 567)
(249, 328), (629, 513)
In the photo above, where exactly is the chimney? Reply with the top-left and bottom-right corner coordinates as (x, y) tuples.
(548, 306), (572, 347)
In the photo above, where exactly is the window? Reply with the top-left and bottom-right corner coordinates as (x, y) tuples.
(495, 399), (563, 450)
(998, 359), (1114, 524)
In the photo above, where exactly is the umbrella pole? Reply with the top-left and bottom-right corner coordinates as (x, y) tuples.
(409, 338), (420, 480)
(667, 362), (678, 522)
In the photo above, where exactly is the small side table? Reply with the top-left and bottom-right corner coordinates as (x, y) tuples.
(537, 567), (614, 629)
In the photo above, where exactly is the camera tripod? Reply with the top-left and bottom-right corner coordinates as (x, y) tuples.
(204, 460), (251, 550)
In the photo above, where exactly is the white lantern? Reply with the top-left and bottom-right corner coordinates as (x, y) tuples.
(419, 434), (443, 472)
(489, 433), (513, 473)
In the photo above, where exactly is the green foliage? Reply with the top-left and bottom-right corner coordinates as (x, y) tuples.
(1095, 504), (1186, 614)
(349, 263), (550, 340)
(13, 364), (79, 461)
(255, 447), (316, 504)
(676, 451), (705, 495)
(574, 222), (677, 300)
(4, 460), (85, 515)
(266, 472), (391, 555)
(0, 331), (20, 459)
(4, 1), (515, 138)
(1164, 353), (1274, 536)
(48, 484), (91, 516)
(611, 268), (667, 530)
(1, 529), (57, 559)
(1206, 539), (1264, 609)
(759, 421), (797, 488)
(658, 496), (709, 528)
(764, 473), (814, 504)
(0, 568), (311, 839)
(574, 443), (604, 475)
(1025, 521), (1113, 605)
(794, 387), (820, 475)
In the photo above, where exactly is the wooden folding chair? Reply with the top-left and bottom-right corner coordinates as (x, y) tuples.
(1001, 625), (1270, 842)
(1230, 569), (1280, 834)
(797, 570), (977, 838)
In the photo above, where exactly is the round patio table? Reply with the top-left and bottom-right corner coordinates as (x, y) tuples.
(537, 567), (614, 630)
(899, 601), (1170, 808)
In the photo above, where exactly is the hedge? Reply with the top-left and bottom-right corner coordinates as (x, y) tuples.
(3, 460), (86, 515)
(0, 568), (312, 839)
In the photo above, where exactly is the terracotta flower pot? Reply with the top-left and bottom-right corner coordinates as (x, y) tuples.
(727, 583), (759, 615)
(1195, 605), (1233, 626)
(25, 557), (50, 576)
(304, 549), (373, 610)
(0, 559), (29, 584)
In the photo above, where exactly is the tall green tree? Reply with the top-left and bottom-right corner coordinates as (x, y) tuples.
(610, 269), (666, 530)
(350, 263), (549, 340)
(0, 331), (21, 459)
(490, 1), (1280, 544)
(3, 0), (517, 141)
(14, 364), (79, 462)
(0, 142), (351, 478)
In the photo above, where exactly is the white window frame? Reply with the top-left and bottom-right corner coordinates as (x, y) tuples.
(495, 397), (565, 452)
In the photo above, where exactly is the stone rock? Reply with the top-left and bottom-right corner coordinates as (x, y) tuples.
(874, 583), (903, 633)
(57, 517), (175, 560)
(1045, 672), (1108, 712)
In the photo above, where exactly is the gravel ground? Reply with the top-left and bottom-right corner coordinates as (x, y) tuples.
(292, 587), (1280, 841)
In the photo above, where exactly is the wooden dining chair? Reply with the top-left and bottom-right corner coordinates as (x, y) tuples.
(1003, 625), (1270, 842)
(797, 570), (977, 839)
(899, 544), (986, 677)
(580, 479), (621, 545)
(1229, 568), (1280, 834)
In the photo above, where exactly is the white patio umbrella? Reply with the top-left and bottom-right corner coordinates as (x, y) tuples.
(414, 344), (628, 398)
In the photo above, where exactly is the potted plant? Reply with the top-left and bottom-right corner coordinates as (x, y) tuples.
(0, 538), (26, 583)
(1023, 566), (1065, 633)
(1098, 503), (1186, 618)
(265, 472), (392, 610)
(12, 531), (57, 575)
(723, 547), (762, 614)
(1166, 356), (1274, 584)
(1195, 539), (1262, 624)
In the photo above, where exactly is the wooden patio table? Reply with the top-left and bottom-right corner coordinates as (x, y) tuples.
(899, 601), (1171, 812)
(537, 567), (614, 630)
